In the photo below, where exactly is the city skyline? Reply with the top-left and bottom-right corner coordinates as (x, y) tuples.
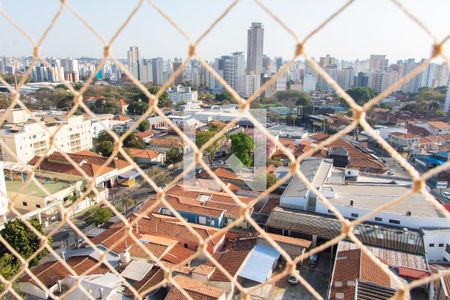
(0, 0), (449, 61)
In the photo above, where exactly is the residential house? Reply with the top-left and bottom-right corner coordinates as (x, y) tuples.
(126, 147), (164, 165)
(388, 132), (421, 152)
(147, 136), (189, 154)
(165, 275), (226, 300)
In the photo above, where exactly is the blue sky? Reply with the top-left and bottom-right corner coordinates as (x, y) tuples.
(0, 0), (449, 61)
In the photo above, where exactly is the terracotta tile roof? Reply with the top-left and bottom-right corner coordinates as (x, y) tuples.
(22, 256), (109, 288)
(114, 114), (131, 121)
(166, 185), (253, 205)
(192, 264), (215, 276)
(126, 148), (161, 160)
(162, 243), (197, 264)
(149, 137), (184, 148)
(129, 214), (226, 249)
(118, 98), (129, 106)
(136, 129), (155, 139)
(210, 120), (227, 129)
(389, 131), (419, 139)
(90, 227), (169, 259)
(166, 275), (226, 299)
(214, 167), (238, 179)
(75, 150), (101, 157)
(429, 121), (450, 130)
(208, 250), (251, 282)
(263, 232), (311, 248)
(29, 151), (131, 178)
(330, 248), (391, 300)
(309, 132), (330, 142)
(397, 266), (429, 279)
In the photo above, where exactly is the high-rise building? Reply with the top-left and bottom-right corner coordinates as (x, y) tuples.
(303, 73), (317, 92)
(173, 61), (183, 85)
(140, 59), (153, 83)
(318, 64), (337, 92)
(244, 73), (261, 97)
(337, 67), (354, 90)
(61, 58), (80, 82)
(127, 46), (140, 80)
(246, 22), (264, 75)
(152, 57), (164, 85)
(354, 72), (369, 88)
(445, 77), (450, 113)
(369, 55), (388, 72)
(231, 52), (246, 95)
(319, 54), (336, 67)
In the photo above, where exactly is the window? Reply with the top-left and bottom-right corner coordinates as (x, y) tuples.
(374, 217), (382, 222)
(199, 216), (207, 225)
(429, 243), (435, 247)
(439, 244), (444, 247)
(36, 204), (41, 208)
(351, 213), (359, 218)
(446, 244), (450, 255)
(389, 219), (400, 225)
(22, 201), (27, 207)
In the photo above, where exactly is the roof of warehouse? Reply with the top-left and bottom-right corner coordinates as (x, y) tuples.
(266, 207), (425, 254)
(238, 244), (280, 283)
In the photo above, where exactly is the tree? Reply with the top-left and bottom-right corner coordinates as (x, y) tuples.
(123, 132), (145, 149)
(266, 173), (278, 189)
(231, 132), (254, 167)
(0, 93), (11, 109)
(215, 92), (231, 102)
(147, 167), (171, 187)
(149, 86), (171, 108)
(196, 127), (223, 165)
(86, 207), (113, 226)
(274, 90), (311, 106)
(96, 130), (114, 143)
(165, 147), (183, 165)
(138, 120), (150, 132)
(97, 140), (114, 157)
(0, 219), (49, 267)
(130, 86), (171, 109)
(127, 100), (148, 115)
(343, 87), (377, 106)
(89, 97), (120, 114)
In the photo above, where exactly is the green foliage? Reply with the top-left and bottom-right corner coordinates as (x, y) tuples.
(97, 130), (114, 143)
(266, 173), (278, 189)
(97, 140), (114, 157)
(268, 158), (283, 167)
(89, 97), (121, 114)
(274, 90), (311, 106)
(196, 127), (223, 164)
(0, 93), (12, 109)
(0, 219), (49, 267)
(147, 167), (171, 187)
(400, 87), (447, 115)
(127, 100), (149, 115)
(231, 132), (254, 167)
(123, 132), (145, 149)
(129, 85), (171, 111)
(86, 207), (113, 226)
(343, 87), (377, 106)
(138, 120), (150, 132)
(165, 147), (183, 165)
(215, 92), (232, 102)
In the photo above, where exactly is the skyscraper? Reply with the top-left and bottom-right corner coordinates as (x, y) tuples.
(127, 46), (140, 80)
(369, 55), (388, 72)
(246, 22), (264, 75)
(231, 52), (246, 95)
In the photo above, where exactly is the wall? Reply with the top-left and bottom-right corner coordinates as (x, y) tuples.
(316, 202), (450, 230)
(280, 196), (307, 211)
(422, 230), (450, 262)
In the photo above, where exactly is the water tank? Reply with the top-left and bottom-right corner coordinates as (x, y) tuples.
(120, 251), (131, 265)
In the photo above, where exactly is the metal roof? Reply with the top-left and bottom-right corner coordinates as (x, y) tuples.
(266, 207), (425, 254)
(238, 244), (280, 283)
(120, 260), (154, 282)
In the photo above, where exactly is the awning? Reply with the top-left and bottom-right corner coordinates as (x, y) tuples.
(118, 170), (140, 179)
(238, 244), (280, 283)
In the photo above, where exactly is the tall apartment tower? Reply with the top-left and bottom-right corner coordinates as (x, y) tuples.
(231, 52), (246, 95)
(369, 55), (388, 71)
(127, 46), (140, 80)
(246, 22), (264, 75)
(445, 76), (450, 113)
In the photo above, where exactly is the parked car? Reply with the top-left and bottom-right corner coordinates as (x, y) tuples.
(288, 270), (300, 285)
(442, 192), (450, 200)
(308, 254), (318, 268)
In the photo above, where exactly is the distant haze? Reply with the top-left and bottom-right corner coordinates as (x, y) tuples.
(0, 0), (449, 61)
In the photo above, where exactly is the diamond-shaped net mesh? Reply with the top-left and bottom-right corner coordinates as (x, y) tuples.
(0, 0), (448, 299)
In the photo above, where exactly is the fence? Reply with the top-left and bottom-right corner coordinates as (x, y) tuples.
(0, 0), (449, 299)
